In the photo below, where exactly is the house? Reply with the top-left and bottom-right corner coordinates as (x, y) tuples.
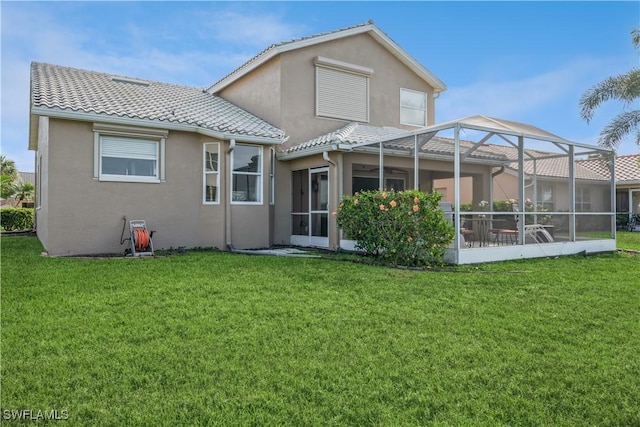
(29, 21), (617, 262)
(611, 154), (640, 216)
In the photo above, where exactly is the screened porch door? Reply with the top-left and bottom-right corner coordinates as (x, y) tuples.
(291, 168), (329, 248)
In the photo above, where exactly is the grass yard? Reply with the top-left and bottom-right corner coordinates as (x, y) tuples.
(1, 235), (639, 425)
(617, 231), (640, 251)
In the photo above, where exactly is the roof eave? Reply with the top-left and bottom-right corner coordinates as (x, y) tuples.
(277, 143), (351, 161)
(30, 106), (287, 145)
(208, 23), (446, 94)
(367, 27), (446, 92)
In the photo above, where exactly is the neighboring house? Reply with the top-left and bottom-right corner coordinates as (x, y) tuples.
(0, 171), (36, 208)
(611, 154), (640, 215)
(29, 21), (617, 262)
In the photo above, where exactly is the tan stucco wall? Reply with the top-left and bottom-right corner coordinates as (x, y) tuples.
(35, 116), (50, 249)
(219, 32), (438, 152)
(39, 118), (273, 256)
(218, 57), (283, 129)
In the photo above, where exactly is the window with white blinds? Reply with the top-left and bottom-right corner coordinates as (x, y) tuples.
(400, 88), (427, 127)
(99, 136), (159, 182)
(316, 66), (369, 122)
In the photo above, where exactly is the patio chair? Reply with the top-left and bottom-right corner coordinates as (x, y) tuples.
(491, 204), (554, 245)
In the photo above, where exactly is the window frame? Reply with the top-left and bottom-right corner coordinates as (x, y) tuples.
(269, 148), (276, 205)
(400, 88), (427, 127)
(231, 144), (263, 205)
(203, 142), (220, 205)
(93, 123), (167, 183)
(576, 186), (592, 212)
(537, 183), (555, 211)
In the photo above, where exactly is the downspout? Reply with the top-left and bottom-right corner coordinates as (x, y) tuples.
(491, 166), (505, 178)
(226, 139), (236, 251)
(323, 151), (339, 250)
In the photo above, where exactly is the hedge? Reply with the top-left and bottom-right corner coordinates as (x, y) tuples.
(1, 208), (35, 231)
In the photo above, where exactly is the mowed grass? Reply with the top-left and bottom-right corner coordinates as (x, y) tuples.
(617, 231), (640, 251)
(1, 235), (639, 426)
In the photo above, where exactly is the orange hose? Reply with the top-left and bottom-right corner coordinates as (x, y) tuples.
(134, 228), (150, 252)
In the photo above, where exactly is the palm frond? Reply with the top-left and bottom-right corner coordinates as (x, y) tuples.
(580, 69), (640, 122)
(598, 110), (640, 150)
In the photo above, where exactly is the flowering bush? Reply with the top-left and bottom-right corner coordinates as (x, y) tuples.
(335, 189), (455, 267)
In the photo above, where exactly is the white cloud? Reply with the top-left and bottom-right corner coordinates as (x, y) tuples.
(1, 3), (306, 171)
(437, 58), (604, 121)
(197, 9), (307, 48)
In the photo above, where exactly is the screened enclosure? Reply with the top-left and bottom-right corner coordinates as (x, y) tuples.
(339, 116), (617, 264)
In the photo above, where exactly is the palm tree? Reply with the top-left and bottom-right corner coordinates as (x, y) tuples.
(13, 181), (34, 207)
(579, 28), (640, 150)
(0, 155), (18, 180)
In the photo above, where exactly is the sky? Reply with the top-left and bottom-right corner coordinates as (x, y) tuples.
(2, 1), (639, 172)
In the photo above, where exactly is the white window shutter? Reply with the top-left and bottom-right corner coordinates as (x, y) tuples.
(316, 67), (369, 122)
(101, 137), (157, 160)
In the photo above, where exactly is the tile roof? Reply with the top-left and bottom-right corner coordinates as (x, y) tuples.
(30, 62), (286, 142)
(282, 122), (410, 154)
(489, 143), (612, 181)
(612, 154), (640, 182)
(281, 123), (508, 162)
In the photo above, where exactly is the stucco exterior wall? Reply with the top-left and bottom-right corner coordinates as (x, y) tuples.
(218, 57), (283, 130)
(278, 33), (435, 148)
(219, 32), (437, 152)
(35, 116), (50, 250)
(39, 118), (272, 256)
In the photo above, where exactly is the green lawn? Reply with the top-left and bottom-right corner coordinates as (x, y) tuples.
(1, 235), (639, 426)
(617, 231), (640, 251)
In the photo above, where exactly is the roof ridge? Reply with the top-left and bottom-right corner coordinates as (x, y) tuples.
(334, 122), (360, 142)
(31, 61), (208, 92)
(207, 20), (376, 92)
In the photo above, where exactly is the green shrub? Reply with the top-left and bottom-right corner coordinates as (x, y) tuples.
(1, 208), (34, 231)
(335, 189), (455, 267)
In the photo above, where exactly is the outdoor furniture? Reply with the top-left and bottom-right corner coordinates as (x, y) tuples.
(466, 217), (502, 247)
(491, 205), (554, 245)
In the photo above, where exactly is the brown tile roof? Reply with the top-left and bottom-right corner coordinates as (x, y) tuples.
(612, 154), (640, 183)
(30, 62), (286, 142)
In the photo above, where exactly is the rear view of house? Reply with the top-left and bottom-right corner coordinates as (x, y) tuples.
(29, 21), (618, 262)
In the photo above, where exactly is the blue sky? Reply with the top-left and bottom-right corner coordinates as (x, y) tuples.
(2, 1), (638, 172)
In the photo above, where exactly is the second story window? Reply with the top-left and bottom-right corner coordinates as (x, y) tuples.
(400, 88), (427, 127)
(315, 56), (372, 123)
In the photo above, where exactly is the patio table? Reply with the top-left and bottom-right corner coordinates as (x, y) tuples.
(463, 217), (506, 247)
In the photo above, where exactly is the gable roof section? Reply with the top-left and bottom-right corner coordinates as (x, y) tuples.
(208, 20), (446, 94)
(29, 62), (287, 150)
